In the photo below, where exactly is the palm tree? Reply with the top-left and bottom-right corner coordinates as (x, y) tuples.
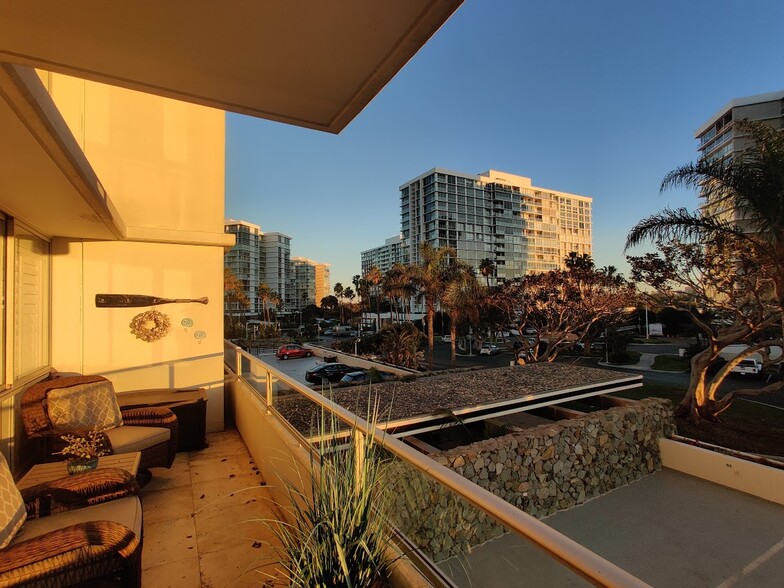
(382, 265), (405, 323)
(564, 252), (594, 271)
(343, 287), (356, 316)
(625, 120), (784, 420)
(334, 282), (344, 323)
(441, 261), (484, 367)
(626, 120), (784, 297)
(410, 242), (456, 369)
(365, 265), (383, 331)
(271, 292), (282, 330)
(224, 268), (249, 334)
(351, 274), (362, 310)
(479, 258), (496, 288)
(257, 283), (274, 324)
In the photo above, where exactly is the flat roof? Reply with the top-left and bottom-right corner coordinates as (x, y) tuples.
(274, 363), (642, 438)
(441, 468), (784, 587)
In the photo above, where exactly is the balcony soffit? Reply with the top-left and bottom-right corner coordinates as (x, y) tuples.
(0, 0), (463, 133)
(0, 63), (125, 240)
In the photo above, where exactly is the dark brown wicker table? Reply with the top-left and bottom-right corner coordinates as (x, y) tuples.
(117, 388), (208, 451)
(17, 452), (141, 490)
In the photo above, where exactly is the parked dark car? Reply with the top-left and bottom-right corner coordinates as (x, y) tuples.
(339, 370), (395, 385)
(305, 363), (355, 384)
(340, 370), (369, 384)
(276, 344), (312, 360)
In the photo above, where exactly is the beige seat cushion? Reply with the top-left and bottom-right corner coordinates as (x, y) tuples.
(11, 496), (142, 544)
(105, 425), (170, 454)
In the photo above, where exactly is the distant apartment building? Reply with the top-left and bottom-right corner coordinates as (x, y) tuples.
(398, 168), (592, 284)
(289, 257), (332, 310)
(361, 234), (407, 275)
(261, 231), (292, 310)
(224, 220), (263, 314)
(224, 220), (292, 314)
(314, 262), (331, 305)
(695, 90), (784, 221)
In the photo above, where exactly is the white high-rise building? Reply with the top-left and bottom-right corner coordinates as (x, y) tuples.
(224, 220), (291, 315)
(261, 232), (291, 310)
(224, 220), (263, 314)
(361, 234), (407, 275)
(399, 168), (592, 284)
(290, 257), (331, 309)
(695, 90), (784, 222)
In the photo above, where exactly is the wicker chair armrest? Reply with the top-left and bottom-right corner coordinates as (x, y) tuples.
(21, 468), (139, 519)
(121, 406), (177, 427)
(0, 520), (139, 578)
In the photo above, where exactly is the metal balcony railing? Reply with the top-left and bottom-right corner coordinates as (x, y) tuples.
(224, 340), (650, 588)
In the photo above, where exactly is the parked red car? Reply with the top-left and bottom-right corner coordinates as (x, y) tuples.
(276, 344), (312, 360)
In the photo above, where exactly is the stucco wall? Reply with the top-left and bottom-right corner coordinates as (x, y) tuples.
(44, 74), (228, 431)
(392, 398), (675, 562)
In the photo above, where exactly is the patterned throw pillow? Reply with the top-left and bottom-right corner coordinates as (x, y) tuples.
(47, 380), (124, 431)
(0, 452), (25, 549)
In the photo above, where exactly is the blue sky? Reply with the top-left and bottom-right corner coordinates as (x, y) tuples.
(226, 0), (784, 290)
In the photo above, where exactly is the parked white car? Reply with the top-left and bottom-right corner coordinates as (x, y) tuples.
(479, 343), (500, 355)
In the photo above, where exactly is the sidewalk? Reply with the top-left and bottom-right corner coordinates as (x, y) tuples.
(599, 352), (659, 371)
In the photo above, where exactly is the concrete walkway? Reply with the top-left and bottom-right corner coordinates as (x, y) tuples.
(599, 352), (686, 372)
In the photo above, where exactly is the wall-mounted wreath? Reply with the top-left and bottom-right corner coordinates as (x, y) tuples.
(129, 309), (171, 342)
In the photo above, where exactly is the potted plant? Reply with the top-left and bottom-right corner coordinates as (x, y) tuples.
(56, 429), (111, 475)
(261, 410), (395, 587)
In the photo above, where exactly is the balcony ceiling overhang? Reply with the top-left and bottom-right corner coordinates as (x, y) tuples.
(0, 0), (463, 133)
(0, 63), (125, 240)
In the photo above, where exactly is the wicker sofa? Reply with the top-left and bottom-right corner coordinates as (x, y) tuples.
(0, 458), (142, 587)
(21, 376), (178, 473)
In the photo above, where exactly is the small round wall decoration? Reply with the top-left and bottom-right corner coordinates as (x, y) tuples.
(181, 318), (194, 331)
(129, 309), (171, 342)
(194, 330), (207, 344)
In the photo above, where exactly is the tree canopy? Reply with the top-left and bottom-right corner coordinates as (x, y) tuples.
(492, 266), (636, 363)
(626, 120), (784, 421)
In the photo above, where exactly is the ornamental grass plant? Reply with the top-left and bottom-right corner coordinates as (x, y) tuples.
(262, 404), (395, 588)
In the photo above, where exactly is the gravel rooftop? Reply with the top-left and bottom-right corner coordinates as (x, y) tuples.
(274, 363), (635, 436)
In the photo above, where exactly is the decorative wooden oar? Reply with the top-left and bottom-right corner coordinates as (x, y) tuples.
(95, 294), (209, 308)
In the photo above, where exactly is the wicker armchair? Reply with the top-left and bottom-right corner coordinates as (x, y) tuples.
(22, 376), (178, 472)
(0, 466), (142, 587)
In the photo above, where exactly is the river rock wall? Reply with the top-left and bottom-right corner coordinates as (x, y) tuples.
(391, 397), (675, 561)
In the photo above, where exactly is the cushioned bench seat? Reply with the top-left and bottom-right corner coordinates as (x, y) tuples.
(105, 426), (171, 455)
(11, 496), (143, 544)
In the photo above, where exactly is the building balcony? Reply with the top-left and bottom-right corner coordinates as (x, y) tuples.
(14, 343), (782, 587)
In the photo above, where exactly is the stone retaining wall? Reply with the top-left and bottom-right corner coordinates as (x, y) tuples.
(391, 398), (675, 561)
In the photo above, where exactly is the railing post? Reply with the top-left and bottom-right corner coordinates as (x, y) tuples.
(266, 367), (274, 410)
(235, 345), (242, 378)
(353, 428), (365, 493)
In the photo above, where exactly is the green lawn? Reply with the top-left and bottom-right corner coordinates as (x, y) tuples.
(612, 382), (784, 456)
(651, 355), (690, 372)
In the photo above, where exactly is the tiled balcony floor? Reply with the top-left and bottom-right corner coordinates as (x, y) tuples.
(140, 428), (286, 587)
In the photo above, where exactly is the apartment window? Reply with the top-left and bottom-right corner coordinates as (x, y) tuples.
(13, 223), (50, 382)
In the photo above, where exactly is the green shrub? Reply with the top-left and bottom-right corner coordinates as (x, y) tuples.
(651, 355), (690, 372)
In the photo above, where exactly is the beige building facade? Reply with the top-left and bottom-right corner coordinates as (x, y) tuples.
(42, 73), (230, 436)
